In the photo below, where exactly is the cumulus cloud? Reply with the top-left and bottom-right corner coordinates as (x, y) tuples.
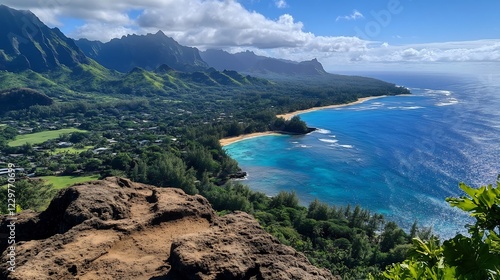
(354, 40), (500, 63)
(336, 10), (364, 22)
(2, 0), (499, 71)
(3, 0), (366, 50)
(71, 23), (138, 42)
(134, 1), (327, 49)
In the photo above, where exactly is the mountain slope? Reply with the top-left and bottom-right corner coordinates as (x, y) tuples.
(0, 88), (53, 111)
(200, 49), (327, 76)
(117, 65), (270, 96)
(76, 31), (208, 73)
(0, 5), (89, 72)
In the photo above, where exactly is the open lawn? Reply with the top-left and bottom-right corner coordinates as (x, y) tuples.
(8, 128), (87, 147)
(50, 146), (94, 155)
(39, 175), (100, 190)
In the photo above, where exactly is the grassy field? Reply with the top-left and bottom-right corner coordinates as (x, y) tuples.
(8, 128), (87, 147)
(39, 175), (100, 190)
(50, 146), (94, 155)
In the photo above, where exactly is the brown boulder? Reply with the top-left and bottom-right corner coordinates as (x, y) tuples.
(170, 212), (336, 280)
(0, 177), (337, 280)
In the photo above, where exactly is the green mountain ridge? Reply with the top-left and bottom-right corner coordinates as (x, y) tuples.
(0, 5), (273, 105)
(200, 49), (328, 76)
(75, 31), (208, 73)
(0, 5), (88, 72)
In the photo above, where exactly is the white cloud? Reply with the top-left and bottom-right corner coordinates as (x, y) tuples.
(71, 23), (138, 42)
(336, 10), (364, 22)
(275, 0), (288, 9)
(2, 0), (369, 51)
(2, 0), (500, 72)
(354, 40), (500, 63)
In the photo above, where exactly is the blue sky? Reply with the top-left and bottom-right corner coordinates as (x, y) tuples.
(2, 0), (499, 72)
(240, 0), (500, 44)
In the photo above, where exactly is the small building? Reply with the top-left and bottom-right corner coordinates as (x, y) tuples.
(57, 142), (73, 147)
(93, 148), (109, 154)
(0, 168), (25, 176)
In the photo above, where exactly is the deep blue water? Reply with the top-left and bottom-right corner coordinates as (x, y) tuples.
(225, 71), (500, 238)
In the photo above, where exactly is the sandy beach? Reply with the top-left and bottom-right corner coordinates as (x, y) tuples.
(220, 131), (282, 146)
(220, 95), (387, 146)
(276, 95), (387, 120)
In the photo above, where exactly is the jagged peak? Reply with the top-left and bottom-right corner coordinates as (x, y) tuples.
(75, 29), (208, 72)
(0, 5), (89, 72)
(155, 30), (166, 36)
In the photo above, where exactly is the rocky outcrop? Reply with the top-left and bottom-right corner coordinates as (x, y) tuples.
(0, 177), (337, 280)
(170, 212), (335, 280)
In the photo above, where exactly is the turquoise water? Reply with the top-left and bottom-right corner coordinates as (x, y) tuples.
(225, 72), (500, 238)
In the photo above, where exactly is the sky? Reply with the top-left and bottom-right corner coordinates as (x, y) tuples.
(2, 0), (500, 72)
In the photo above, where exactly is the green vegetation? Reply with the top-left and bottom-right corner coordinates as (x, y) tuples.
(273, 115), (311, 134)
(0, 37), (411, 280)
(50, 145), (93, 155)
(38, 175), (99, 190)
(372, 178), (500, 279)
(0, 180), (57, 212)
(0, 88), (53, 111)
(197, 183), (426, 279)
(8, 128), (87, 147)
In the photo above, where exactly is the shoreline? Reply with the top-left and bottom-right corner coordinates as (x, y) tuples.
(220, 131), (282, 146)
(220, 95), (387, 147)
(276, 95), (387, 121)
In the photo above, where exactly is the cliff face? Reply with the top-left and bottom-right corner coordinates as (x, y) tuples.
(75, 31), (208, 73)
(0, 177), (337, 280)
(0, 5), (89, 72)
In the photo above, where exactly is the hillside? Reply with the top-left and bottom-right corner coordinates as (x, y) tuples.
(76, 31), (208, 73)
(0, 88), (53, 111)
(0, 5), (89, 72)
(0, 177), (337, 280)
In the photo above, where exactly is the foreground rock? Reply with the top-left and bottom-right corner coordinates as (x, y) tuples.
(0, 177), (337, 280)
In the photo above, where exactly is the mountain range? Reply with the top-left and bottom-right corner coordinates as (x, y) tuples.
(76, 31), (208, 73)
(200, 49), (328, 76)
(75, 33), (329, 76)
(0, 4), (409, 111)
(0, 5), (89, 72)
(0, 4), (331, 78)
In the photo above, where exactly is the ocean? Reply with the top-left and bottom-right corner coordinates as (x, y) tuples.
(224, 71), (500, 238)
